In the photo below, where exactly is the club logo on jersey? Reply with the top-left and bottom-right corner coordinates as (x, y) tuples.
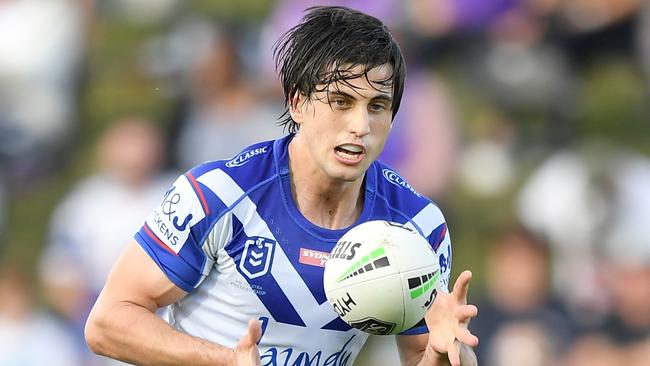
(239, 236), (276, 279)
(382, 168), (422, 197)
(225, 146), (269, 168)
(299, 248), (330, 267)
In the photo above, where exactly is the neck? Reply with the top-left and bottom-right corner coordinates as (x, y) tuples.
(288, 138), (365, 230)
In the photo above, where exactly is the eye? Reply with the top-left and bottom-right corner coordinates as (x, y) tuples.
(332, 98), (349, 108)
(369, 103), (387, 112)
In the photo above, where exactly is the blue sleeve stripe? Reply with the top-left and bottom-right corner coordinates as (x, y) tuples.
(430, 223), (447, 252)
(398, 325), (429, 335)
(135, 231), (199, 292)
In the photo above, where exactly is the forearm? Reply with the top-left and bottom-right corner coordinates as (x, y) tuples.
(86, 299), (234, 366)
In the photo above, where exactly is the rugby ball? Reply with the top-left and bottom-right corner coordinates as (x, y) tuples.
(323, 220), (440, 335)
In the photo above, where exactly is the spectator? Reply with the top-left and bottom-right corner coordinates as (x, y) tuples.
(0, 263), (82, 366)
(561, 334), (623, 366)
(626, 337), (650, 366)
(470, 227), (574, 366)
(379, 71), (460, 200)
(38, 118), (175, 365)
(0, 0), (86, 185)
(0, 170), (5, 242)
(638, 0), (650, 84)
(517, 148), (609, 321)
(517, 144), (650, 330)
(173, 30), (280, 169)
(597, 167), (650, 344)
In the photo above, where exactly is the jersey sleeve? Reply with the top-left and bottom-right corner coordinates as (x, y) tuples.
(134, 171), (230, 292)
(429, 220), (452, 293)
(399, 204), (453, 336)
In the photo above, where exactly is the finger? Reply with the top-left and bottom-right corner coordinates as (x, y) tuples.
(456, 327), (479, 347)
(448, 340), (461, 366)
(452, 270), (472, 304)
(237, 319), (262, 349)
(247, 319), (262, 345)
(454, 304), (478, 324)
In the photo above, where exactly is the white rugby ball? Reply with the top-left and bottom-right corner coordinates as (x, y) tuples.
(323, 220), (440, 335)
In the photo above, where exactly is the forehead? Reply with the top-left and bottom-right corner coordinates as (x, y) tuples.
(326, 63), (394, 95)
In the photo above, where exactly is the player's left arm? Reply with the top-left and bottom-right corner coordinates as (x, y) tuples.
(396, 271), (479, 366)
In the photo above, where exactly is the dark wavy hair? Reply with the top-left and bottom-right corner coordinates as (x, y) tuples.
(273, 6), (406, 133)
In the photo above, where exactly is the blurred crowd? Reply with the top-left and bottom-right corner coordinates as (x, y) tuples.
(1, 1), (649, 365)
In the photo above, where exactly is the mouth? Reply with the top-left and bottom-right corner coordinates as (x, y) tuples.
(334, 143), (366, 165)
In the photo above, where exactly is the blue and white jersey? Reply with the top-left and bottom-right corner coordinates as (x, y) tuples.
(135, 134), (453, 366)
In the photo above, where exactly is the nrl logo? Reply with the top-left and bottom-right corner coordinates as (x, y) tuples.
(239, 236), (276, 279)
(225, 147), (269, 168)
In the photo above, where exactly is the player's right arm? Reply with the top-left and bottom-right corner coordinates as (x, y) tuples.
(85, 241), (261, 366)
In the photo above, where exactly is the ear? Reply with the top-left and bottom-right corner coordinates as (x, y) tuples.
(288, 92), (306, 124)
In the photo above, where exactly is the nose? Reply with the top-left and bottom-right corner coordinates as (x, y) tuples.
(348, 107), (371, 137)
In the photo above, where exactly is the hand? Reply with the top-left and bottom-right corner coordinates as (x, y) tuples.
(424, 270), (479, 366)
(234, 319), (262, 366)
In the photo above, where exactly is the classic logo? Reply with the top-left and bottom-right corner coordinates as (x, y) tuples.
(239, 236), (276, 279)
(225, 146), (269, 168)
(382, 168), (421, 197)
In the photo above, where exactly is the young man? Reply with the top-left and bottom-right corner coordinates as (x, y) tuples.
(85, 6), (478, 366)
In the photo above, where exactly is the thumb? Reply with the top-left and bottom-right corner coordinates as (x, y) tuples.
(237, 319), (262, 349)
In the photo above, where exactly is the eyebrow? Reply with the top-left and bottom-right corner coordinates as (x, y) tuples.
(329, 90), (393, 103)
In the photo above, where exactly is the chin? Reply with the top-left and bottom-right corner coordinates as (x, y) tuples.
(328, 166), (367, 183)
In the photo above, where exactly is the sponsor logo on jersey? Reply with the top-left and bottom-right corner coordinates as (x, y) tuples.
(161, 186), (194, 231)
(225, 146), (269, 168)
(382, 168), (422, 197)
(239, 236), (276, 279)
(299, 248), (330, 268)
(260, 334), (356, 366)
(145, 176), (206, 254)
